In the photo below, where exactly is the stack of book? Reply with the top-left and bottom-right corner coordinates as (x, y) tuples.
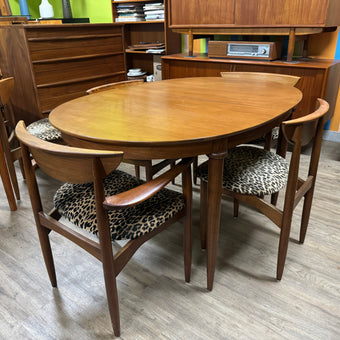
(143, 2), (164, 21)
(128, 42), (165, 54)
(115, 4), (145, 22)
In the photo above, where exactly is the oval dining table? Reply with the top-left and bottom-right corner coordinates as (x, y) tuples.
(49, 77), (302, 290)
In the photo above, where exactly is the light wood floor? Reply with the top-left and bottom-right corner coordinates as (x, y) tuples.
(0, 141), (339, 339)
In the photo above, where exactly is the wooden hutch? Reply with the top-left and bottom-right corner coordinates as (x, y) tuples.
(163, 0), (340, 119)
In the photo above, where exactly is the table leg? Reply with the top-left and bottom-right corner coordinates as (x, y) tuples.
(206, 154), (224, 291)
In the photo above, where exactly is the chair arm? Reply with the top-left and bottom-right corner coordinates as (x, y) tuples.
(103, 157), (193, 210)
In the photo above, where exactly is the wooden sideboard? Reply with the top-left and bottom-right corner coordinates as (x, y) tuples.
(0, 23), (125, 124)
(162, 54), (340, 119)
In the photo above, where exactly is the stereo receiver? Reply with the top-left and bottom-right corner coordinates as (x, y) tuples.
(208, 41), (281, 61)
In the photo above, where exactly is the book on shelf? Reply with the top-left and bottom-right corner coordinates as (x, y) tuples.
(115, 3), (145, 22)
(144, 10), (164, 15)
(115, 16), (145, 22)
(146, 48), (165, 54)
(128, 42), (165, 51)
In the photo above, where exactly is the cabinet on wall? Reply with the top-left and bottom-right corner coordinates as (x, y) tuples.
(0, 24), (125, 125)
(168, 0), (340, 27)
(168, 0), (340, 61)
(162, 54), (340, 120)
(112, 0), (180, 75)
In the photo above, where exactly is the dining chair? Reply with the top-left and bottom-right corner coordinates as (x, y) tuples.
(15, 120), (192, 337)
(86, 80), (176, 181)
(197, 98), (330, 280)
(0, 77), (24, 210)
(192, 72), (301, 185)
(26, 117), (62, 143)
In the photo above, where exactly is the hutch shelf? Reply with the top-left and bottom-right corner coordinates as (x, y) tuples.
(112, 0), (180, 75)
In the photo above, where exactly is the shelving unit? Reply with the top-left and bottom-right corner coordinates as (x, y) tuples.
(112, 0), (180, 75)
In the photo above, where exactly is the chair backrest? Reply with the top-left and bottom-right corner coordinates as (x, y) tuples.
(220, 72), (301, 86)
(0, 77), (14, 106)
(15, 121), (123, 184)
(281, 98), (330, 212)
(282, 98), (329, 147)
(0, 77), (15, 128)
(86, 79), (144, 95)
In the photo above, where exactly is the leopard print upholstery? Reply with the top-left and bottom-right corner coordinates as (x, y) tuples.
(197, 146), (289, 196)
(27, 118), (62, 142)
(53, 170), (185, 240)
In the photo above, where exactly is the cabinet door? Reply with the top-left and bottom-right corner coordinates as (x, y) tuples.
(168, 0), (235, 26)
(235, 0), (328, 26)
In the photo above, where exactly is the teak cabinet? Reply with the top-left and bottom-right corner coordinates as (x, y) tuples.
(0, 24), (125, 124)
(168, 0), (340, 61)
(112, 0), (180, 75)
(168, 0), (340, 27)
(162, 54), (340, 120)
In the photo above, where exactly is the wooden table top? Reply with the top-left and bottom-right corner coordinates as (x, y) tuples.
(50, 77), (302, 148)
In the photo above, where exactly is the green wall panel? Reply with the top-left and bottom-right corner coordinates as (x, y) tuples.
(8, 0), (113, 23)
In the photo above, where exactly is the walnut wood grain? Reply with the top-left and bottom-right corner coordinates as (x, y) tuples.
(0, 24), (125, 125)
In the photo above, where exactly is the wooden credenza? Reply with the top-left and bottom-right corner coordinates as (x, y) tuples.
(0, 24), (126, 124)
(162, 54), (340, 119)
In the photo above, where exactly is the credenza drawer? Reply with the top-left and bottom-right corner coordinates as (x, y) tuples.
(37, 73), (125, 113)
(33, 54), (125, 85)
(28, 35), (123, 61)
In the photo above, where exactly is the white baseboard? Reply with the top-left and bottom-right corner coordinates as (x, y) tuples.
(323, 130), (340, 142)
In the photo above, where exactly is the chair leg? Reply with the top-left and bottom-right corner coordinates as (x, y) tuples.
(271, 192), (279, 206)
(170, 160), (176, 185)
(276, 219), (293, 280)
(0, 141), (17, 211)
(6, 156), (20, 200)
(264, 130), (272, 151)
(193, 156), (198, 185)
(233, 198), (239, 217)
(200, 179), (208, 249)
(102, 258), (120, 337)
(19, 158), (26, 180)
(299, 188), (315, 244)
(134, 165), (140, 179)
(145, 161), (153, 182)
(37, 225), (57, 287)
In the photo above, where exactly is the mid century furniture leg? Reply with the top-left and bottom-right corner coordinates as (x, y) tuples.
(206, 152), (226, 291)
(0, 137), (17, 211)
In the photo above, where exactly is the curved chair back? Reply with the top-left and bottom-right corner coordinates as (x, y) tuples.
(0, 77), (14, 106)
(86, 79), (144, 95)
(16, 121), (123, 184)
(220, 72), (300, 86)
(282, 98), (330, 146)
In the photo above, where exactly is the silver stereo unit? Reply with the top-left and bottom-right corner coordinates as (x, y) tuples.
(208, 41), (281, 60)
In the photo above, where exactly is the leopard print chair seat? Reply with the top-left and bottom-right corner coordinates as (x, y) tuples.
(196, 146), (289, 196)
(54, 170), (185, 240)
(27, 118), (62, 143)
